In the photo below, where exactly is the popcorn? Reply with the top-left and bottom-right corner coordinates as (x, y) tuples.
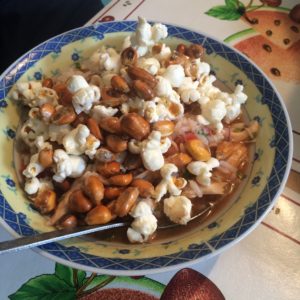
(155, 76), (173, 97)
(67, 75), (101, 114)
(23, 154), (45, 178)
(24, 177), (40, 195)
(66, 75), (89, 93)
(90, 47), (121, 73)
(24, 178), (53, 195)
(128, 131), (171, 171)
(151, 23), (168, 42)
(185, 58), (210, 80)
(11, 81), (58, 108)
(154, 163), (187, 202)
(48, 124), (72, 144)
(164, 196), (192, 225)
(91, 105), (118, 122)
(35, 136), (52, 152)
(121, 98), (146, 115)
(127, 199), (157, 243)
(20, 116), (49, 147)
(153, 43), (172, 62)
(178, 77), (200, 104)
(72, 85), (101, 114)
(53, 149), (87, 182)
(137, 57), (160, 75)
(187, 158), (220, 186)
(162, 64), (185, 88)
(225, 85), (247, 122)
(143, 94), (184, 123)
(201, 99), (227, 132)
(127, 17), (168, 56)
(62, 124), (100, 158)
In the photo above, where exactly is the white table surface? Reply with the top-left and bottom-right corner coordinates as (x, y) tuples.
(1, 1), (300, 299)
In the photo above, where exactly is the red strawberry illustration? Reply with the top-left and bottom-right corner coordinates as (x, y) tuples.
(160, 268), (225, 300)
(100, 15), (115, 22)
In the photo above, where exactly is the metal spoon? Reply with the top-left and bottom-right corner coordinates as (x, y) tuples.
(0, 204), (212, 254)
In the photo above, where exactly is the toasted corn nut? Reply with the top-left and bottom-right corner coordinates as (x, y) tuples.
(52, 106), (76, 125)
(176, 43), (187, 54)
(152, 44), (162, 54)
(152, 120), (175, 137)
(111, 75), (130, 93)
(59, 214), (78, 229)
(84, 175), (104, 205)
(165, 141), (179, 157)
(72, 112), (89, 127)
(99, 117), (122, 134)
(165, 152), (192, 168)
(121, 113), (150, 141)
(184, 59), (202, 80)
(96, 161), (121, 177)
(85, 205), (112, 225)
(173, 177), (186, 189)
(101, 87), (128, 107)
(69, 190), (93, 213)
(42, 78), (54, 88)
(167, 52), (188, 66)
(127, 66), (157, 88)
(123, 153), (143, 170)
(185, 139), (211, 161)
(53, 83), (73, 106)
(34, 189), (57, 214)
(95, 147), (116, 163)
(87, 118), (103, 140)
(121, 47), (138, 66)
(54, 179), (71, 193)
(106, 135), (128, 153)
(186, 44), (205, 59)
(40, 103), (56, 120)
(106, 200), (117, 219)
(109, 173), (133, 186)
(131, 179), (154, 197)
(114, 187), (139, 217)
(104, 187), (125, 200)
(38, 148), (53, 168)
(132, 80), (155, 100)
(216, 141), (248, 168)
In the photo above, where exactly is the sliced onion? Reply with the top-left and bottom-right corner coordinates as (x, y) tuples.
(202, 182), (227, 195)
(222, 127), (230, 141)
(207, 132), (225, 147)
(179, 143), (186, 153)
(196, 133), (209, 145)
(219, 160), (237, 173)
(189, 180), (203, 198)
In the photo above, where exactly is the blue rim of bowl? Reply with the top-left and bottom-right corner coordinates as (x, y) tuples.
(0, 21), (293, 275)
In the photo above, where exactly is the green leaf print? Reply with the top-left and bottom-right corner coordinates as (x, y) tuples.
(55, 264), (87, 288)
(8, 274), (76, 300)
(55, 264), (75, 287)
(225, 0), (239, 8)
(205, 5), (243, 20)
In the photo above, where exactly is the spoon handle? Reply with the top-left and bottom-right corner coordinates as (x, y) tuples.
(0, 222), (127, 255)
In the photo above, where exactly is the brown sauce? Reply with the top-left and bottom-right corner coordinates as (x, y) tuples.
(14, 81), (255, 246)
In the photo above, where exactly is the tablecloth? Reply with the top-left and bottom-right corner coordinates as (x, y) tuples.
(1, 0), (299, 299)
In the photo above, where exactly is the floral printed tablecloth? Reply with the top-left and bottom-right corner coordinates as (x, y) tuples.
(1, 1), (300, 299)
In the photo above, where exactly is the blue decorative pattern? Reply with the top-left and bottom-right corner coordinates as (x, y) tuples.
(0, 21), (291, 272)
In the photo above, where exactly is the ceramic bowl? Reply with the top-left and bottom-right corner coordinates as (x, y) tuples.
(0, 21), (292, 275)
